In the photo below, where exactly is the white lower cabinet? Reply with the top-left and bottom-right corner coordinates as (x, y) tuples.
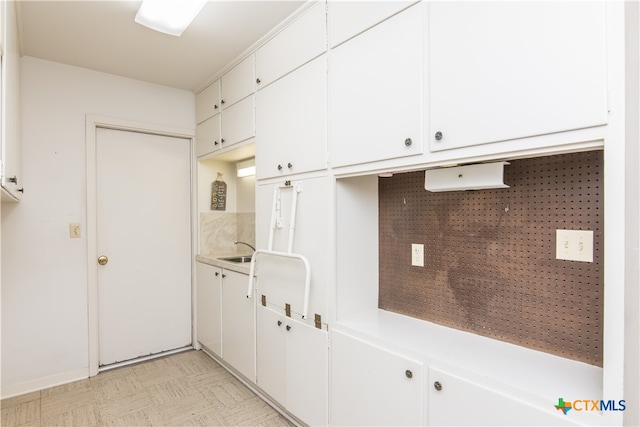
(428, 367), (580, 427)
(255, 1), (326, 90)
(331, 330), (424, 426)
(221, 269), (256, 382)
(257, 305), (328, 426)
(196, 263), (222, 356)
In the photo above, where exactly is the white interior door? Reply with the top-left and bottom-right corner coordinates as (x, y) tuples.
(96, 127), (192, 367)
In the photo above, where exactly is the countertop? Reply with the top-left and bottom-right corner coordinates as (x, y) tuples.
(195, 253), (254, 275)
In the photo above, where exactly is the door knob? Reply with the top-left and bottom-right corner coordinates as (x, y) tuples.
(97, 255), (109, 265)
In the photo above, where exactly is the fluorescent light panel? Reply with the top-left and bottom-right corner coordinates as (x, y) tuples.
(237, 159), (256, 178)
(135, 0), (207, 37)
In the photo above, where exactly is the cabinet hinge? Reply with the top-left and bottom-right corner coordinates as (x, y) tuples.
(261, 294), (266, 307)
(314, 314), (322, 329)
(285, 303), (291, 317)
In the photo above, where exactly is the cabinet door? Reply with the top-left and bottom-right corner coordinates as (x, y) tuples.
(328, 0), (418, 48)
(1, 0), (21, 201)
(220, 95), (254, 149)
(196, 80), (221, 124)
(196, 263), (222, 356)
(221, 55), (255, 109)
(255, 1), (326, 89)
(329, 4), (423, 168)
(255, 177), (329, 319)
(256, 306), (328, 426)
(331, 330), (423, 426)
(255, 56), (327, 180)
(222, 270), (256, 382)
(285, 318), (328, 426)
(429, 1), (608, 152)
(256, 305), (286, 403)
(195, 115), (221, 157)
(428, 367), (581, 426)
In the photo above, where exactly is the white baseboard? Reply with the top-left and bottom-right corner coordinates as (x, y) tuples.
(1, 368), (89, 399)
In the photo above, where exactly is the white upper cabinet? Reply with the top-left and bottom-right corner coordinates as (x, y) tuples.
(327, 0), (418, 48)
(1, 0), (22, 201)
(221, 55), (255, 109)
(195, 115), (221, 157)
(196, 56), (254, 124)
(220, 95), (255, 149)
(428, 1), (608, 152)
(255, 1), (326, 89)
(195, 80), (221, 124)
(329, 3), (423, 168)
(255, 56), (327, 180)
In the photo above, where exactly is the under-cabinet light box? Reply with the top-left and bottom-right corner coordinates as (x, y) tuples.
(425, 162), (510, 192)
(237, 158), (256, 177)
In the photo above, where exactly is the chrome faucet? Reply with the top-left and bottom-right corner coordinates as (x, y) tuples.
(234, 241), (256, 253)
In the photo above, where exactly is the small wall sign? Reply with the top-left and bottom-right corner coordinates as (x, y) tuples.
(211, 173), (227, 211)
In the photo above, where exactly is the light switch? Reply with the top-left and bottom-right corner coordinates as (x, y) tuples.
(69, 223), (81, 238)
(412, 244), (424, 267)
(556, 229), (593, 262)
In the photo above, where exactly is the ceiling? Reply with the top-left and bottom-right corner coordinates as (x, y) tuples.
(16, 1), (306, 92)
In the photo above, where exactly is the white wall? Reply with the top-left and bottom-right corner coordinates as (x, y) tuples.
(1, 56), (195, 397)
(624, 3), (640, 425)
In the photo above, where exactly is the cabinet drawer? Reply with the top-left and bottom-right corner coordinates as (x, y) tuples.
(255, 1), (326, 89)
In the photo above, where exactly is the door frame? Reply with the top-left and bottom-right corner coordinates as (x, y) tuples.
(85, 115), (196, 377)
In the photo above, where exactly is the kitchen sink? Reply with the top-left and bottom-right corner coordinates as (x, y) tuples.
(218, 256), (253, 263)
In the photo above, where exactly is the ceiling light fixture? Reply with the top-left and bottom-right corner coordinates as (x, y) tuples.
(135, 0), (207, 37)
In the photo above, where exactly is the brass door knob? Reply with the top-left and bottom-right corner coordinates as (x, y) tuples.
(97, 255), (109, 265)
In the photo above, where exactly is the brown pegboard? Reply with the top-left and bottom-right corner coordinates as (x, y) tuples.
(378, 151), (603, 366)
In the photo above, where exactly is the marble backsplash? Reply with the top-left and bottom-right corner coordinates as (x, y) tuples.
(200, 212), (255, 255)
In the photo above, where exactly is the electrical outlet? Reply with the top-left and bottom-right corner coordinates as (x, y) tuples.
(556, 229), (593, 262)
(411, 244), (424, 267)
(69, 223), (81, 238)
